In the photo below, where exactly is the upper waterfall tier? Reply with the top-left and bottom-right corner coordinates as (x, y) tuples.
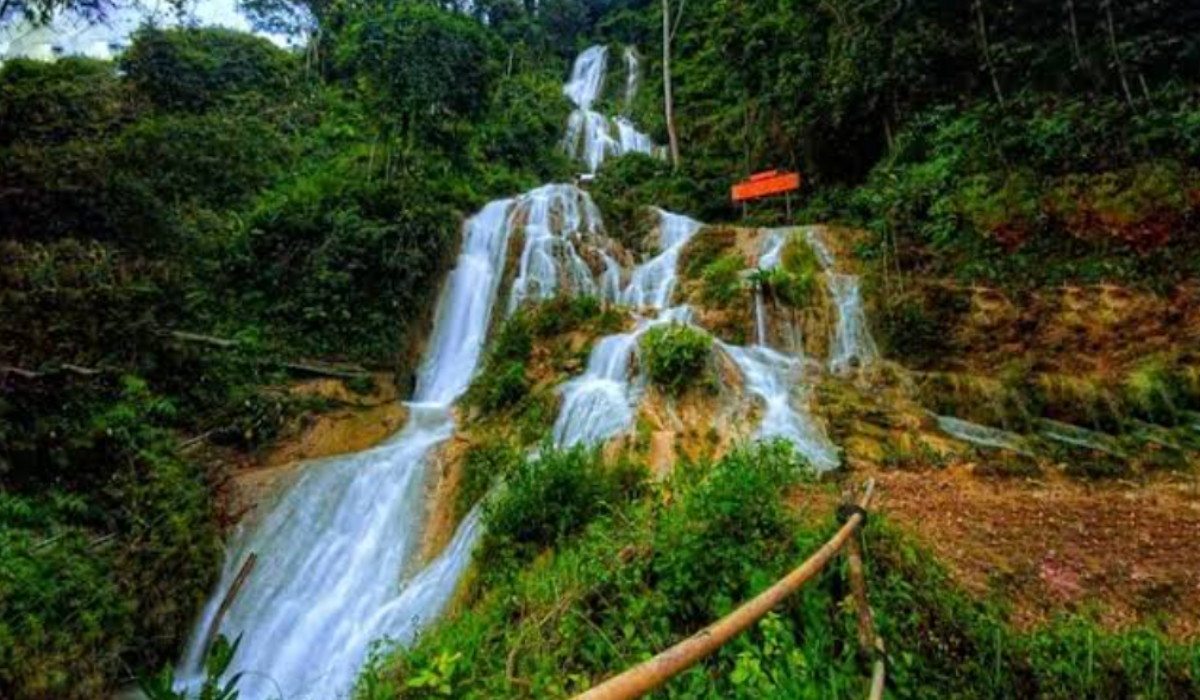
(562, 44), (657, 172)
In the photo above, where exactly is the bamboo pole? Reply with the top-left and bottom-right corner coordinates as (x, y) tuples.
(846, 511), (887, 699)
(570, 480), (876, 700)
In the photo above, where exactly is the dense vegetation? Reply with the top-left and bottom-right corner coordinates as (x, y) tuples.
(587, 0), (1200, 288)
(0, 8), (574, 697)
(4, 0), (1200, 696)
(362, 442), (1199, 699)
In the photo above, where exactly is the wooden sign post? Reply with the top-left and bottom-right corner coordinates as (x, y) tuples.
(731, 170), (802, 220)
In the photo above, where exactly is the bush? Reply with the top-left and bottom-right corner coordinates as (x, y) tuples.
(0, 58), (127, 147)
(589, 153), (700, 247)
(229, 167), (457, 362)
(477, 446), (644, 579)
(679, 227), (738, 280)
(456, 437), (522, 521)
(699, 254), (746, 307)
(0, 376), (220, 700)
(121, 27), (296, 112)
(760, 236), (821, 307)
(111, 111), (291, 209)
(639, 323), (713, 394)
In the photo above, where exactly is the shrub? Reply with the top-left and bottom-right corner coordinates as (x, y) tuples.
(0, 376), (220, 700)
(639, 323), (713, 394)
(761, 236), (821, 307)
(466, 314), (533, 412)
(111, 112), (290, 209)
(229, 167), (457, 362)
(477, 446), (644, 578)
(121, 27), (296, 112)
(456, 437), (522, 521)
(699, 254), (746, 307)
(0, 58), (127, 147)
(680, 226), (738, 280)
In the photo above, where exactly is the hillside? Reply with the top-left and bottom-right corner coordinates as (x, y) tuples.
(1, 0), (1198, 699)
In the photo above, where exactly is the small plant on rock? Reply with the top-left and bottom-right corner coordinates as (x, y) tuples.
(639, 323), (714, 395)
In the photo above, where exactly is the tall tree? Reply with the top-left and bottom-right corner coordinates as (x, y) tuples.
(662, 0), (681, 169)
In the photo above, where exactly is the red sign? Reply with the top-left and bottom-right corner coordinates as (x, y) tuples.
(731, 170), (801, 203)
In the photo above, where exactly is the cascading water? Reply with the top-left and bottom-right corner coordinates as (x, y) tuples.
(555, 209), (701, 447)
(562, 44), (656, 172)
(507, 184), (608, 312)
(803, 227), (878, 374)
(182, 46), (873, 698)
(622, 47), (640, 113)
(623, 209), (702, 309)
(719, 343), (840, 471)
(753, 229), (791, 348)
(179, 199), (518, 700)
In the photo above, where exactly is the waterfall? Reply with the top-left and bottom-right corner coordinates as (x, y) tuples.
(719, 343), (840, 471)
(555, 210), (701, 447)
(553, 331), (640, 447)
(754, 229), (789, 347)
(179, 48), (870, 698)
(623, 209), (702, 309)
(803, 227), (878, 374)
(622, 47), (640, 113)
(507, 184), (607, 313)
(178, 199), (518, 700)
(562, 44), (657, 172)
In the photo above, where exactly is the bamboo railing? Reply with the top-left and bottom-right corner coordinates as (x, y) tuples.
(569, 479), (884, 700)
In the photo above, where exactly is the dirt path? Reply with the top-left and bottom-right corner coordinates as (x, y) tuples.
(862, 465), (1200, 638)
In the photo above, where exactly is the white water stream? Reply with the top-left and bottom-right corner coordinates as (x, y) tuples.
(802, 228), (878, 374)
(179, 199), (518, 699)
(562, 45), (657, 172)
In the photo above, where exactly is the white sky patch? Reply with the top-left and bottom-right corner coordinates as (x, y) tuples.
(1, 0), (301, 61)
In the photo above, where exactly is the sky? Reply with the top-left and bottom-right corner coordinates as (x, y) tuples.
(0, 0), (300, 60)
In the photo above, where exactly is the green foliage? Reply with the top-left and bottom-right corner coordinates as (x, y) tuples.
(229, 165), (457, 361)
(0, 12), (575, 693)
(138, 634), (245, 700)
(121, 27), (297, 112)
(474, 69), (574, 181)
(467, 314), (534, 412)
(456, 437), (522, 521)
(0, 376), (220, 700)
(699, 253), (747, 307)
(0, 58), (127, 147)
(334, 3), (501, 153)
(766, 236), (821, 307)
(639, 323), (713, 394)
(477, 446), (646, 581)
(113, 111), (291, 209)
(368, 440), (1198, 699)
(589, 153), (700, 246)
(679, 227), (737, 280)
(468, 296), (625, 416)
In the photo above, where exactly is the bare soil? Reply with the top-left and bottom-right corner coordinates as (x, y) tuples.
(860, 464), (1200, 639)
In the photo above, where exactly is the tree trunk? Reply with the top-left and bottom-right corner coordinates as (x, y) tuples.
(662, 0), (681, 169)
(973, 0), (1006, 107)
(1104, 0), (1135, 108)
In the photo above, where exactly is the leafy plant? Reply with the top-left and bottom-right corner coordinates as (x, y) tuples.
(639, 323), (713, 394)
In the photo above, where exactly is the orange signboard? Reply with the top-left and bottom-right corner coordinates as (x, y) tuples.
(731, 170), (801, 202)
